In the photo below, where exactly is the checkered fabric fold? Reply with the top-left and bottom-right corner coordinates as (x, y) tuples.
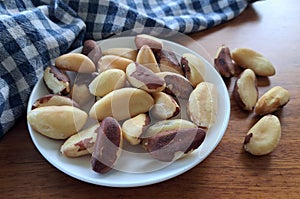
(0, 0), (255, 138)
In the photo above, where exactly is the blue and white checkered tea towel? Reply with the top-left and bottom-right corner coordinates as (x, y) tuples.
(0, 0), (256, 138)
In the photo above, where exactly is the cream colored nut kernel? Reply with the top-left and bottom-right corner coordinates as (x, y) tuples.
(71, 83), (95, 107)
(60, 124), (100, 157)
(144, 128), (206, 162)
(156, 71), (193, 99)
(27, 106), (88, 139)
(55, 53), (96, 73)
(89, 69), (126, 97)
(233, 69), (258, 111)
(244, 114), (281, 156)
(89, 87), (154, 121)
(143, 119), (197, 139)
(71, 73), (97, 106)
(255, 86), (290, 115)
(214, 45), (236, 77)
(135, 34), (163, 52)
(43, 66), (70, 95)
(126, 62), (166, 93)
(32, 94), (79, 109)
(98, 55), (133, 72)
(150, 92), (180, 120)
(232, 48), (275, 76)
(136, 45), (160, 73)
(181, 53), (206, 87)
(103, 48), (137, 61)
(157, 50), (184, 75)
(81, 40), (102, 66)
(122, 113), (151, 145)
(91, 117), (123, 174)
(187, 82), (218, 128)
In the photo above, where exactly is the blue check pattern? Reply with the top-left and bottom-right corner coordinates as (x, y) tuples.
(0, 0), (255, 138)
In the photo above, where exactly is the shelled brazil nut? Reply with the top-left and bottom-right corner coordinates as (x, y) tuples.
(243, 114), (281, 156)
(233, 69), (258, 111)
(43, 65), (70, 95)
(213, 44), (290, 156)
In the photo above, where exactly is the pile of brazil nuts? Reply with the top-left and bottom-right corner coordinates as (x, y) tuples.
(27, 34), (218, 174)
(214, 45), (290, 156)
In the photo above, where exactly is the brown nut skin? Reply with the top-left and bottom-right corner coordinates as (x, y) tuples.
(135, 34), (163, 53)
(150, 92), (180, 120)
(214, 45), (236, 77)
(103, 48), (137, 61)
(181, 53), (206, 87)
(143, 128), (206, 162)
(27, 106), (88, 139)
(60, 124), (100, 157)
(232, 48), (275, 76)
(31, 94), (79, 109)
(243, 114), (281, 156)
(136, 45), (160, 73)
(156, 71), (193, 99)
(91, 117), (123, 174)
(81, 40), (102, 67)
(255, 86), (290, 115)
(233, 69), (258, 111)
(157, 50), (184, 75)
(126, 62), (166, 93)
(43, 66), (70, 95)
(122, 113), (151, 145)
(55, 53), (96, 73)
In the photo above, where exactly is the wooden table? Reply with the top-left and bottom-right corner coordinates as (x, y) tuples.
(1, 0), (300, 198)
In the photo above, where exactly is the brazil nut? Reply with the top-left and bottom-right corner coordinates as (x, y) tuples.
(122, 113), (151, 145)
(27, 106), (88, 139)
(81, 40), (102, 67)
(98, 55), (133, 72)
(31, 94), (79, 109)
(71, 73), (97, 106)
(43, 66), (70, 95)
(255, 86), (290, 115)
(233, 69), (258, 111)
(136, 45), (160, 73)
(144, 128), (206, 162)
(103, 47), (137, 61)
(244, 114), (281, 156)
(91, 117), (123, 174)
(187, 82), (218, 128)
(126, 62), (166, 93)
(232, 48), (276, 76)
(181, 53), (206, 87)
(60, 124), (100, 157)
(214, 45), (236, 77)
(55, 53), (96, 73)
(89, 69), (126, 97)
(135, 34), (163, 53)
(157, 49), (184, 75)
(143, 119), (197, 138)
(156, 71), (193, 99)
(89, 87), (154, 121)
(150, 92), (180, 120)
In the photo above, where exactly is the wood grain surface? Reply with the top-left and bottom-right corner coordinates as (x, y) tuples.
(1, 0), (300, 198)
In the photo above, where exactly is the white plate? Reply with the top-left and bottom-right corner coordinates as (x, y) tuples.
(27, 36), (230, 187)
